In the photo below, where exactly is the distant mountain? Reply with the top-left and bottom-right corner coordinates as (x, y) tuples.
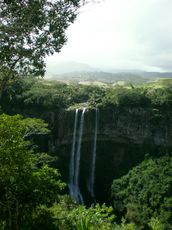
(137, 72), (172, 78)
(45, 61), (172, 84)
(46, 70), (172, 84)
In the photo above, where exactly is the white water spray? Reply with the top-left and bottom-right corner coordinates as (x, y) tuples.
(69, 108), (86, 203)
(87, 108), (98, 200)
(69, 109), (78, 199)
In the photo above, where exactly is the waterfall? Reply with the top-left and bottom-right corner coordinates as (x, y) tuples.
(87, 108), (98, 200)
(69, 108), (86, 203)
(69, 109), (78, 199)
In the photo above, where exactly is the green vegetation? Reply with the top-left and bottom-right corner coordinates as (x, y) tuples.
(0, 78), (106, 110)
(1, 1), (171, 229)
(111, 156), (172, 229)
(0, 76), (172, 227)
(0, 114), (65, 229)
(0, 0), (93, 102)
(0, 112), (169, 229)
(0, 1), (80, 77)
(0, 79), (172, 229)
(0, 114), (138, 230)
(2, 78), (172, 112)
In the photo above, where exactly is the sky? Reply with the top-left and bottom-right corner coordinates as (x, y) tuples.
(45, 0), (172, 74)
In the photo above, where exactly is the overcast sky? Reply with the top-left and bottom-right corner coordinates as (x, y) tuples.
(45, 0), (172, 74)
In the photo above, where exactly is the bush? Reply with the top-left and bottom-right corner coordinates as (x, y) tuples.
(111, 156), (172, 229)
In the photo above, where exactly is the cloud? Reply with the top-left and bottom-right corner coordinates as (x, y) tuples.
(45, 0), (172, 73)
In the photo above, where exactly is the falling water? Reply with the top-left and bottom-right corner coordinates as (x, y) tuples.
(69, 109), (78, 199)
(87, 108), (98, 200)
(69, 108), (86, 203)
(74, 108), (86, 203)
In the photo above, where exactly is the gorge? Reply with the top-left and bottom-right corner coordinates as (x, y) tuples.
(2, 79), (172, 206)
(20, 105), (172, 205)
(1, 77), (172, 228)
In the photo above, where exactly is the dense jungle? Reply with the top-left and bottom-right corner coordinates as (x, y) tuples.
(0, 76), (172, 229)
(1, 0), (172, 229)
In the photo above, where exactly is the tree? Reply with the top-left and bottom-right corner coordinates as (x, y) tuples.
(0, 0), (102, 99)
(0, 0), (101, 76)
(0, 0), (81, 77)
(0, 114), (65, 229)
(111, 156), (172, 229)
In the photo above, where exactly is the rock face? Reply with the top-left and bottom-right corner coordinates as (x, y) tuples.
(49, 107), (172, 147)
(98, 107), (172, 146)
(38, 107), (172, 204)
(13, 106), (172, 204)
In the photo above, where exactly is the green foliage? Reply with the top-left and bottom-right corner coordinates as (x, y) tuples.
(1, 79), (107, 110)
(67, 203), (115, 230)
(0, 114), (65, 229)
(98, 79), (172, 108)
(145, 87), (172, 107)
(2, 78), (172, 111)
(49, 200), (138, 230)
(50, 195), (77, 230)
(114, 218), (136, 230)
(0, 75), (36, 107)
(37, 200), (116, 230)
(31, 205), (56, 230)
(21, 81), (71, 109)
(148, 217), (165, 230)
(111, 156), (172, 229)
(26, 197), (139, 230)
(101, 87), (151, 108)
(0, 0), (80, 76)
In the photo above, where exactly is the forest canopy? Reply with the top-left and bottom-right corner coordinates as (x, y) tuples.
(111, 156), (172, 229)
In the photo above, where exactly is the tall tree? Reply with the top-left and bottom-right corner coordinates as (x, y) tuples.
(0, 0), (81, 76)
(0, 113), (65, 229)
(0, 0), (102, 99)
(0, 0), (101, 76)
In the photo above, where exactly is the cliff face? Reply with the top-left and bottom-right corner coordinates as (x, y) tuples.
(49, 107), (172, 147)
(12, 106), (172, 203)
(39, 107), (172, 203)
(98, 107), (172, 146)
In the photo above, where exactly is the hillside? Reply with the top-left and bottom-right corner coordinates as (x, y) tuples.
(46, 71), (172, 85)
